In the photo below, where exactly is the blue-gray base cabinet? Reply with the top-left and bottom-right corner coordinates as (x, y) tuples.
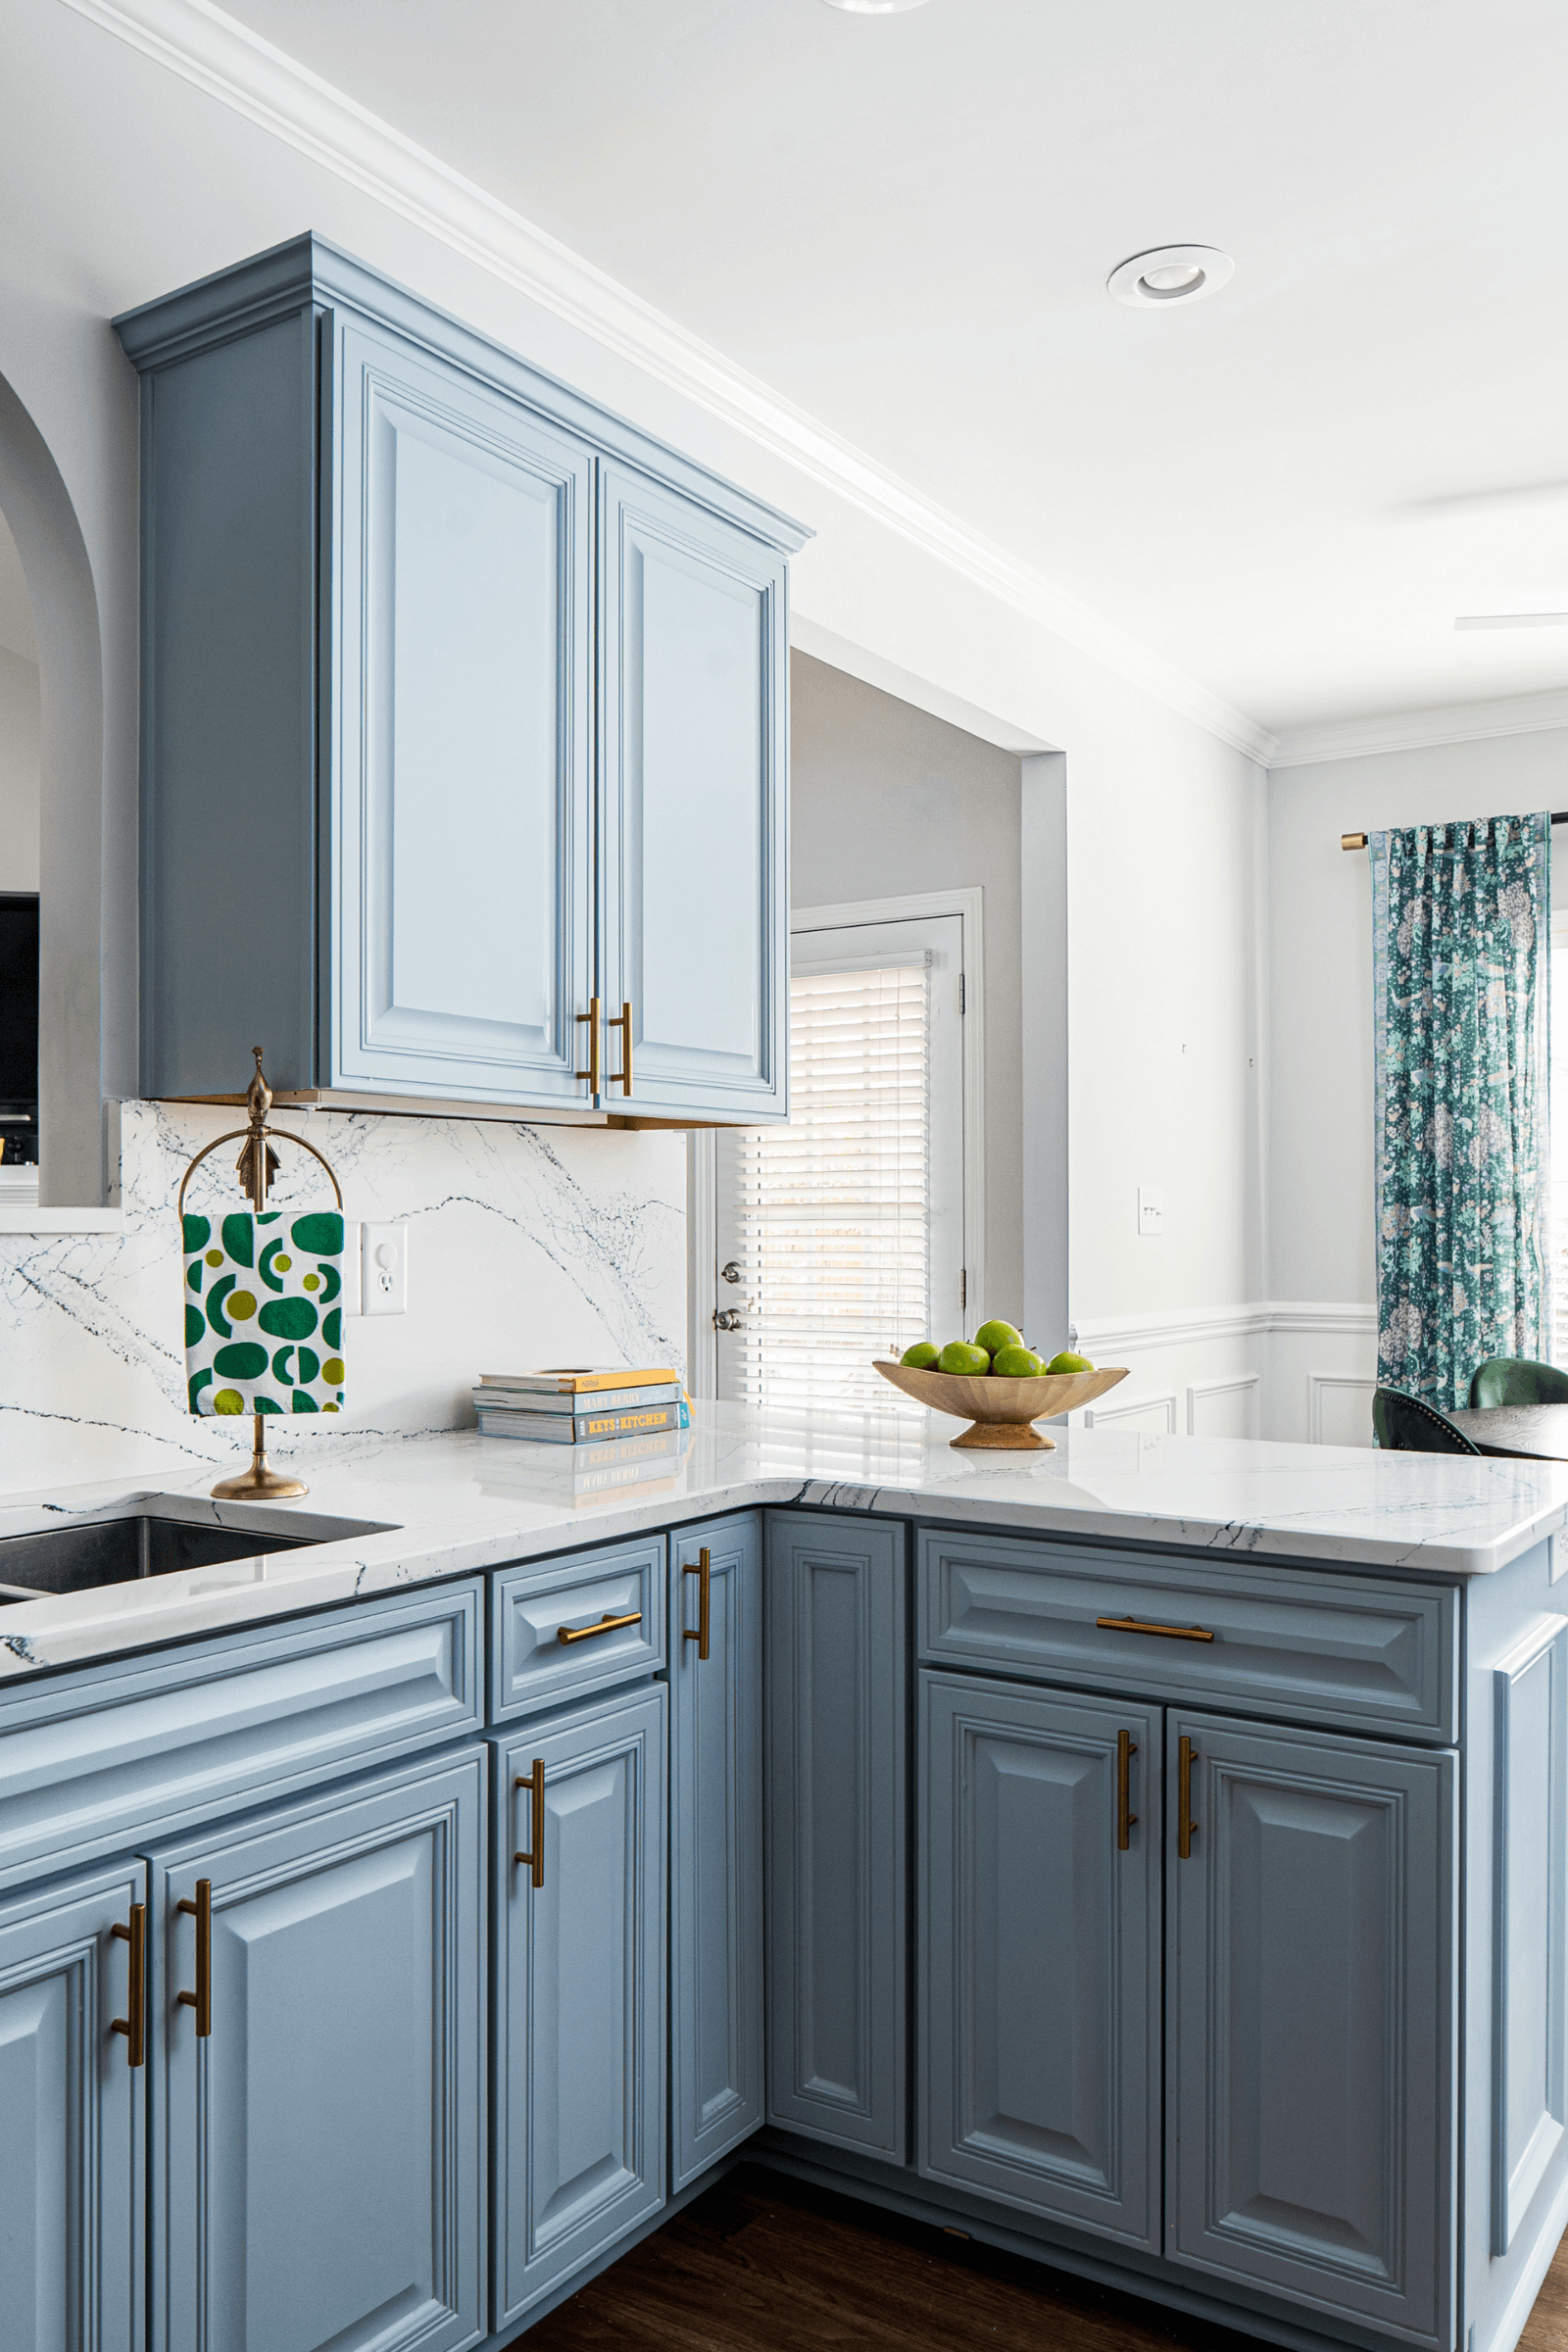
(151, 1745), (487, 2352)
(670, 1512), (763, 2190)
(0, 1856), (147, 2352)
(491, 1685), (667, 2333)
(115, 236), (806, 1123)
(918, 1672), (1162, 2250)
(765, 1511), (906, 2161)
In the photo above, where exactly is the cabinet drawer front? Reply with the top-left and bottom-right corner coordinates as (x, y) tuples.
(0, 1582), (480, 1892)
(489, 1537), (666, 1722)
(918, 1530), (1457, 1740)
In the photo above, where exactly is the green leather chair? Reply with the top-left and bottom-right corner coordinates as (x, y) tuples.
(1468, 1357), (1568, 1409)
(1372, 1387), (1480, 1454)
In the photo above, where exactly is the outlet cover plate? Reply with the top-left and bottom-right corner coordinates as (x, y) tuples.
(1138, 1188), (1165, 1238)
(361, 1221), (409, 1315)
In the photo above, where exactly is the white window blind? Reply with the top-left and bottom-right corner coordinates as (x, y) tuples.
(719, 961), (933, 1410)
(1553, 930), (1568, 1341)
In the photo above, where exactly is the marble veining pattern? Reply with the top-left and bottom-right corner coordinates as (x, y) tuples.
(1, 1403), (1566, 1681)
(0, 1102), (686, 1490)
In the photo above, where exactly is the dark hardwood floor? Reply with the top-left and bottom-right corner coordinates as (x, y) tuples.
(515, 2163), (1568, 2352)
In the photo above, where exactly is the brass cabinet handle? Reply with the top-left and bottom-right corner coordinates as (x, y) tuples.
(110, 1903), (146, 2067)
(557, 1608), (642, 1646)
(1116, 1731), (1138, 1852)
(683, 1546), (711, 1661)
(176, 1879), (212, 2036)
(1178, 1736), (1198, 1859)
(514, 1762), (546, 1888)
(1097, 1614), (1215, 1643)
(575, 996), (602, 1093)
(608, 1000), (633, 1095)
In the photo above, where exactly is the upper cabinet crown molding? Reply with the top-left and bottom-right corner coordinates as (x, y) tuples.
(116, 236), (808, 1125)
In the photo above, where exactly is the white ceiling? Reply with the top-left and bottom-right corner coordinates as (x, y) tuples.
(72, 1), (1568, 733)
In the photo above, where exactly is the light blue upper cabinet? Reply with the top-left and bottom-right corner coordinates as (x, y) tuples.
(669, 1513), (764, 2189)
(115, 236), (808, 1118)
(0, 1858), (146, 2352)
(599, 466), (789, 1122)
(328, 318), (592, 1102)
(152, 1747), (485, 2352)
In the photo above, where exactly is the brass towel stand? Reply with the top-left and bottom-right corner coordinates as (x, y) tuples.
(178, 1049), (344, 1502)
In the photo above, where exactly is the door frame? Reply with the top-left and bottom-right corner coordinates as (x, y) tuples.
(687, 886), (987, 1397)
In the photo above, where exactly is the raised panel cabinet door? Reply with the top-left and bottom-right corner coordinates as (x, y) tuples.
(670, 1513), (763, 2190)
(0, 1859), (147, 2352)
(599, 463), (788, 1122)
(1168, 1711), (1455, 2349)
(766, 1512), (906, 2158)
(919, 1674), (1161, 2248)
(492, 1685), (666, 2331)
(330, 318), (594, 1102)
(153, 1748), (485, 2352)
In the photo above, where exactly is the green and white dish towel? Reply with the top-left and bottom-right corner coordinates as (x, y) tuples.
(183, 1208), (346, 1416)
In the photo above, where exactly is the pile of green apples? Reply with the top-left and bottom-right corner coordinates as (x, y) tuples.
(900, 1318), (1093, 1380)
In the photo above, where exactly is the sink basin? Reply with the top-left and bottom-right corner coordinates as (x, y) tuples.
(0, 1508), (386, 1601)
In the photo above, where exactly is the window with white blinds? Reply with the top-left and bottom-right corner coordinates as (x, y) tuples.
(717, 960), (936, 1411)
(1552, 922), (1568, 1342)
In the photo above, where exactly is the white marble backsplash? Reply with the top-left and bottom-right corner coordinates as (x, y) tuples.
(0, 1102), (686, 1492)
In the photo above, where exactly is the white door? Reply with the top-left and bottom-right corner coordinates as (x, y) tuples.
(714, 911), (965, 1408)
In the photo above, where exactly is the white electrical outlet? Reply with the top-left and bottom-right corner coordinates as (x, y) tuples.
(361, 1221), (409, 1315)
(1138, 1188), (1165, 1238)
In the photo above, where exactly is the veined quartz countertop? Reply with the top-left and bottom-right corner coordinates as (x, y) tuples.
(2, 1401), (1567, 1680)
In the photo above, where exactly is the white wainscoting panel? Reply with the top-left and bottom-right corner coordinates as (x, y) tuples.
(1186, 1374), (1261, 1441)
(1308, 1373), (1378, 1449)
(1083, 1390), (1178, 1436)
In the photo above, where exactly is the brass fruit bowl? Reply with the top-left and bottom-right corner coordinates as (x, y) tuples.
(873, 1358), (1130, 1450)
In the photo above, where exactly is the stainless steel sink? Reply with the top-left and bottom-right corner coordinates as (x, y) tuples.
(0, 1508), (387, 1601)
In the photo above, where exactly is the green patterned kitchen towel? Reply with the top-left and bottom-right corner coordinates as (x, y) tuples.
(182, 1208), (346, 1416)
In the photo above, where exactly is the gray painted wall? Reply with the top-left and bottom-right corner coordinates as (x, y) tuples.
(790, 649), (1026, 1330)
(0, 644), (40, 893)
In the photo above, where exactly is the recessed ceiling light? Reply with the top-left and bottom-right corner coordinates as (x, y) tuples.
(1454, 612), (1568, 630)
(1107, 246), (1235, 309)
(820, 0), (930, 12)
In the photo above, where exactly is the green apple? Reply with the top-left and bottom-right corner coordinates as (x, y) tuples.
(939, 1340), (992, 1377)
(900, 1341), (940, 1369)
(992, 1345), (1044, 1378)
(972, 1318), (1022, 1357)
(1046, 1349), (1094, 1374)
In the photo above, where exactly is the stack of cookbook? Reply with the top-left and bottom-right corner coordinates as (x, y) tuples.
(471, 1366), (687, 1446)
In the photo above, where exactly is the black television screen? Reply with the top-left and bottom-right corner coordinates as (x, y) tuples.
(0, 893), (40, 1104)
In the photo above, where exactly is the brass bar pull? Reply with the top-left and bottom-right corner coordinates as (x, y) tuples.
(574, 996), (602, 1094)
(1097, 1614), (1215, 1643)
(175, 1879), (212, 2036)
(1116, 1731), (1138, 1852)
(514, 1762), (546, 1889)
(608, 1001), (633, 1095)
(556, 1608), (642, 1645)
(110, 1903), (146, 2067)
(1178, 1736), (1198, 1860)
(683, 1546), (711, 1661)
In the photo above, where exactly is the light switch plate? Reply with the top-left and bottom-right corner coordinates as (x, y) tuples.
(1138, 1188), (1165, 1238)
(361, 1221), (409, 1315)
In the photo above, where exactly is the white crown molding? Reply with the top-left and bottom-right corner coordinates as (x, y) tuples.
(61, 0), (1276, 765)
(1071, 1299), (1375, 1352)
(1269, 689), (1568, 770)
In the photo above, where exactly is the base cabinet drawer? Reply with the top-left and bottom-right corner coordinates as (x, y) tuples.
(151, 1748), (486, 2352)
(492, 1686), (666, 2330)
(0, 1857), (147, 2352)
(919, 1672), (1161, 2248)
(489, 1538), (666, 1723)
(919, 1528), (1458, 1741)
(1167, 1711), (1455, 2348)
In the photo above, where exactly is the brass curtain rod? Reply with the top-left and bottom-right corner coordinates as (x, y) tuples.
(1341, 812), (1568, 853)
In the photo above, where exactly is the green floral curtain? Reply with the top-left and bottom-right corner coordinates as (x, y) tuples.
(1373, 812), (1551, 1408)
